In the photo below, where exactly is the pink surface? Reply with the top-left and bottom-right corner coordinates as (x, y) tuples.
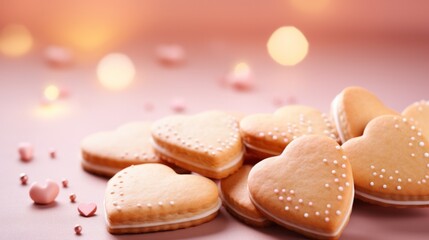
(1, 13), (429, 239)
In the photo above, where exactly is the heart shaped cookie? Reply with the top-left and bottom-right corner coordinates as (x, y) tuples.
(248, 136), (354, 239)
(402, 100), (429, 138)
(219, 165), (270, 227)
(104, 164), (221, 234)
(240, 105), (338, 160)
(151, 111), (244, 179)
(342, 115), (429, 207)
(330, 86), (398, 143)
(81, 122), (180, 177)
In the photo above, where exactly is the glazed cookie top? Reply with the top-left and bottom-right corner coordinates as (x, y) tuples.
(403, 100), (429, 139)
(151, 111), (243, 169)
(81, 122), (159, 167)
(105, 164), (220, 226)
(248, 135), (354, 237)
(342, 115), (429, 202)
(240, 105), (338, 155)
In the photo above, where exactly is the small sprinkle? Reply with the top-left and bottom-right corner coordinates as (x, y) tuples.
(381, 169), (386, 173)
(281, 188), (286, 193)
(295, 206), (299, 210)
(325, 217), (330, 222)
(322, 159), (328, 163)
(383, 184), (387, 189)
(342, 155), (347, 160)
(334, 178), (339, 183)
(398, 178), (402, 182)
(341, 173), (347, 178)
(408, 178), (412, 182)
(304, 213), (309, 218)
(337, 195), (343, 200)
(411, 153), (416, 157)
(284, 206), (289, 211)
(298, 199), (303, 203)
(147, 203), (152, 208)
(290, 190), (295, 194)
(370, 165), (375, 169)
(258, 132), (265, 137)
(325, 183), (330, 188)
(315, 211), (320, 216)
(395, 170), (399, 174)
(397, 186), (402, 191)
(169, 201), (175, 205)
(370, 182), (375, 186)
(325, 210), (330, 214)
(402, 118), (407, 122)
(308, 202), (313, 206)
(338, 186), (344, 192)
(341, 164), (346, 169)
(345, 182), (350, 187)
(372, 172), (377, 176)
(389, 176), (394, 180)
(137, 203), (141, 208)
(425, 153), (429, 158)
(331, 170), (336, 174)
(411, 125), (416, 130)
(379, 175), (384, 179)
(274, 188), (279, 193)
(336, 210), (341, 215)
(394, 124), (399, 128)
(279, 196), (284, 201)
(327, 204), (331, 208)
(409, 143), (413, 147)
(333, 160), (338, 165)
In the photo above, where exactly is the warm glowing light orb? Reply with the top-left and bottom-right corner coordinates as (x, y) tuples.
(290, 0), (331, 14)
(97, 53), (136, 90)
(233, 62), (251, 77)
(0, 24), (33, 57)
(267, 26), (309, 66)
(44, 85), (60, 101)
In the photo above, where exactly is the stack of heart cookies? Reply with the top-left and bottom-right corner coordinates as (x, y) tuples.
(80, 86), (429, 239)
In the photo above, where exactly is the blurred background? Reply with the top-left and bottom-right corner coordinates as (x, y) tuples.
(1, 1), (429, 239)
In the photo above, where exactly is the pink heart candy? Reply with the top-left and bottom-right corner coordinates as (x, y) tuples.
(18, 142), (34, 162)
(29, 179), (60, 205)
(78, 203), (97, 217)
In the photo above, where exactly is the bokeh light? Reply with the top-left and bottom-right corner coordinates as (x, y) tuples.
(267, 26), (309, 66)
(97, 53), (136, 91)
(44, 85), (60, 101)
(233, 62), (251, 78)
(0, 24), (33, 57)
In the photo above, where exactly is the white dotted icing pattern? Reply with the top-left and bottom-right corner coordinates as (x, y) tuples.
(256, 113), (338, 144)
(119, 151), (158, 161)
(366, 117), (429, 191)
(154, 115), (240, 157)
(413, 100), (429, 112)
(273, 145), (350, 224)
(109, 166), (177, 211)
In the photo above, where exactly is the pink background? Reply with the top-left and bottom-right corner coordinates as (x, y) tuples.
(1, 1), (429, 239)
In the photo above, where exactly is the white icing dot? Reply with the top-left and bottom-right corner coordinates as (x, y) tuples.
(338, 186), (344, 192)
(315, 211), (320, 216)
(395, 170), (399, 174)
(287, 197), (292, 201)
(325, 183), (330, 188)
(281, 188), (286, 193)
(274, 188), (279, 193)
(308, 202), (313, 206)
(425, 153), (429, 158)
(290, 190), (295, 194)
(398, 178), (402, 182)
(268, 132), (273, 136)
(335, 146), (341, 150)
(334, 178), (339, 182)
(284, 206), (289, 211)
(113, 201), (118, 206)
(137, 203), (141, 208)
(370, 165), (375, 169)
(409, 143), (413, 147)
(372, 172), (377, 176)
(394, 124), (399, 128)
(158, 201), (163, 206)
(272, 135), (278, 140)
(325, 210), (329, 214)
(342, 155), (347, 160)
(327, 204), (331, 208)
(389, 176), (394, 180)
(304, 213), (309, 218)
(370, 182), (375, 186)
(336, 210), (341, 215)
(381, 169), (386, 173)
(397, 186), (402, 191)
(341, 173), (347, 178)
(279, 196), (284, 201)
(169, 201), (175, 205)
(341, 164), (346, 169)
(322, 159), (328, 163)
(423, 179), (427, 183)
(345, 182), (350, 187)
(333, 160), (338, 165)
(379, 175), (384, 179)
(331, 170), (336, 174)
(337, 195), (343, 200)
(325, 217), (330, 222)
(383, 184), (387, 189)
(402, 118), (407, 122)
(408, 178), (412, 182)
(411, 153), (416, 157)
(298, 199), (303, 203)
(295, 206), (299, 210)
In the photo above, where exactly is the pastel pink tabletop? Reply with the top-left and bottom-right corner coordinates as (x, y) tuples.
(1, 7), (429, 237)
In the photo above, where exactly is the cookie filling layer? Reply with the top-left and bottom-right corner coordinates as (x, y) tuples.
(219, 187), (267, 223)
(151, 138), (244, 173)
(356, 189), (429, 206)
(81, 159), (121, 176)
(105, 198), (222, 229)
(243, 141), (281, 156)
(249, 186), (354, 238)
(331, 94), (349, 143)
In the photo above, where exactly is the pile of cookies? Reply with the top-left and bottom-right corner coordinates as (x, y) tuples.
(80, 86), (429, 239)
